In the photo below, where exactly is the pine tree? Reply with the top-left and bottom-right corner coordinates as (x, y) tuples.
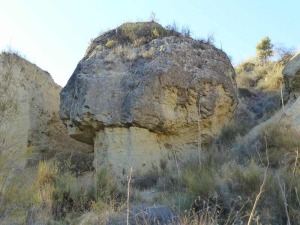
(256, 36), (274, 64)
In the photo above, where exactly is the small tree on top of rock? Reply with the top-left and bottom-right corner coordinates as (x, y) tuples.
(256, 36), (274, 64)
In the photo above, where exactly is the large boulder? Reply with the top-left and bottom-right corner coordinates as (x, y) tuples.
(283, 52), (300, 97)
(0, 52), (93, 172)
(60, 22), (238, 179)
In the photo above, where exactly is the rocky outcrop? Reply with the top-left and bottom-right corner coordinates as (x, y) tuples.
(0, 52), (93, 171)
(283, 52), (300, 97)
(60, 22), (238, 179)
(276, 52), (300, 132)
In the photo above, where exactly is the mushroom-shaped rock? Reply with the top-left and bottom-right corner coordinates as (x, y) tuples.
(60, 22), (238, 179)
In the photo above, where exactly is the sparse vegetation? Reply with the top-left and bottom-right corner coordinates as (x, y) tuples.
(236, 59), (284, 92)
(183, 164), (218, 198)
(235, 37), (292, 132)
(175, 124), (299, 224)
(93, 20), (214, 52)
(118, 22), (168, 46)
(105, 39), (116, 49)
(236, 36), (295, 96)
(5, 132), (299, 224)
(141, 47), (155, 58)
(274, 44), (296, 66)
(195, 33), (216, 46)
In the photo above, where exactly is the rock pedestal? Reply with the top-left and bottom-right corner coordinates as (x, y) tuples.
(60, 22), (238, 179)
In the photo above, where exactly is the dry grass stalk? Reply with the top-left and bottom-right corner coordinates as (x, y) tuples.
(277, 177), (291, 225)
(280, 81), (285, 111)
(247, 135), (269, 225)
(292, 148), (299, 177)
(172, 150), (181, 177)
(127, 167), (132, 225)
(198, 98), (202, 165)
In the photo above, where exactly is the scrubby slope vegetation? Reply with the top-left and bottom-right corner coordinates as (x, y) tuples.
(2, 127), (299, 224)
(236, 59), (283, 92)
(234, 40), (296, 130)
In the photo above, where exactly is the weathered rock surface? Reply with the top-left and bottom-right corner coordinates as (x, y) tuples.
(0, 53), (93, 171)
(275, 53), (300, 132)
(60, 22), (238, 178)
(283, 52), (300, 96)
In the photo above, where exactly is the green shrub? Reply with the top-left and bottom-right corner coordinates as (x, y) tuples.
(0, 169), (36, 223)
(216, 122), (252, 147)
(151, 28), (160, 38)
(52, 167), (123, 220)
(263, 126), (300, 170)
(25, 161), (124, 221)
(96, 167), (121, 200)
(183, 164), (218, 198)
(225, 161), (261, 197)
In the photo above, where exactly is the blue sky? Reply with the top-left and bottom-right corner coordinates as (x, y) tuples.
(0, 0), (299, 86)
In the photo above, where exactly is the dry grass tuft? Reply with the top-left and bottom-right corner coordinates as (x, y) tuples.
(236, 60), (284, 92)
(105, 39), (116, 49)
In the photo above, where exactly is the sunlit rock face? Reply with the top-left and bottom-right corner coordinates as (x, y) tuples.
(278, 52), (300, 134)
(283, 52), (300, 97)
(0, 53), (93, 172)
(60, 22), (238, 179)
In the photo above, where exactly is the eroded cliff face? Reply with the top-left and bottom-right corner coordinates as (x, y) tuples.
(0, 53), (93, 171)
(283, 52), (300, 97)
(277, 52), (300, 132)
(60, 22), (238, 179)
